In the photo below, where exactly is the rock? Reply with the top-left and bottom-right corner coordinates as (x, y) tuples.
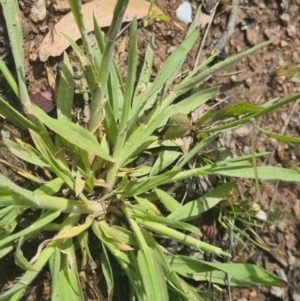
(245, 77), (253, 88)
(0, 130), (10, 139)
(287, 251), (296, 270)
(292, 293), (300, 301)
(280, 40), (288, 47)
(256, 210), (267, 221)
(53, 0), (71, 13)
(232, 122), (253, 138)
(246, 28), (258, 46)
(270, 286), (285, 300)
(279, 13), (290, 25)
(29, 0), (47, 23)
(29, 53), (39, 62)
(176, 1), (192, 25)
(287, 24), (296, 37)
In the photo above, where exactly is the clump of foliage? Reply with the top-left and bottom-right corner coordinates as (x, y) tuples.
(0, 0), (299, 300)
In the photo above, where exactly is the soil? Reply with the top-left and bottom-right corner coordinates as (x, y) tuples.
(0, 0), (300, 300)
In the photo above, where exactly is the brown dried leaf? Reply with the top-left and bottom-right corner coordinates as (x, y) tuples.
(39, 0), (165, 61)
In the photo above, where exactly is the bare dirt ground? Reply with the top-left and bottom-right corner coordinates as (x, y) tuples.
(0, 0), (300, 300)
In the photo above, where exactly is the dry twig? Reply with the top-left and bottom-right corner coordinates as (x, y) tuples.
(214, 0), (239, 52)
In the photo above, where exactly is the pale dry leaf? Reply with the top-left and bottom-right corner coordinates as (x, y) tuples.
(39, 0), (165, 61)
(196, 12), (211, 28)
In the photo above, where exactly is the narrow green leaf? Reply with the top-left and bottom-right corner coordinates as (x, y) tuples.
(142, 229), (204, 301)
(32, 105), (114, 162)
(137, 249), (168, 301)
(29, 130), (74, 188)
(256, 125), (300, 144)
(4, 139), (49, 168)
(150, 151), (182, 177)
(49, 249), (61, 293)
(120, 170), (180, 197)
(0, 206), (21, 235)
(141, 221), (229, 257)
(121, 87), (218, 165)
(52, 240), (84, 301)
(155, 188), (182, 213)
(146, 29), (199, 100)
(176, 133), (219, 169)
(128, 217), (168, 301)
(0, 214), (80, 301)
(0, 97), (36, 131)
(34, 178), (64, 196)
(101, 244), (114, 301)
(210, 165), (300, 181)
(132, 38), (154, 116)
(0, 210), (60, 248)
(120, 17), (138, 132)
(15, 237), (38, 271)
(168, 181), (236, 221)
(133, 213), (201, 236)
(212, 102), (264, 121)
(169, 255), (288, 287)
(0, 174), (103, 214)
(0, 59), (19, 97)
(176, 41), (272, 95)
(56, 53), (74, 121)
(1, 0), (31, 109)
(203, 92), (300, 134)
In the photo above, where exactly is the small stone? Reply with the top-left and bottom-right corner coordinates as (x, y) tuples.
(246, 28), (258, 46)
(176, 1), (192, 25)
(38, 25), (48, 33)
(293, 199), (300, 218)
(167, 46), (177, 54)
(279, 13), (290, 25)
(29, 0), (47, 23)
(245, 77), (253, 88)
(287, 24), (296, 37)
(292, 293), (300, 301)
(232, 123), (253, 138)
(249, 290), (257, 300)
(1, 130), (10, 139)
(53, 0), (71, 13)
(29, 53), (39, 62)
(230, 75), (237, 82)
(280, 40), (288, 47)
(288, 251), (296, 270)
(292, 51), (299, 62)
(270, 286), (285, 300)
(258, 3), (266, 9)
(264, 28), (280, 45)
(256, 210), (267, 221)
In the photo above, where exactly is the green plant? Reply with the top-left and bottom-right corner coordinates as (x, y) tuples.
(0, 0), (299, 300)
(143, 0), (170, 27)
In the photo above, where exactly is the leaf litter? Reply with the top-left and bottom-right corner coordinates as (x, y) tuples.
(39, 0), (166, 61)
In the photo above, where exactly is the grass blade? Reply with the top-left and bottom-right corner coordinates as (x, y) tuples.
(0, 98), (36, 131)
(167, 181), (236, 221)
(0, 59), (19, 97)
(32, 105), (114, 162)
(169, 255), (288, 287)
(1, 0), (31, 111)
(56, 53), (74, 121)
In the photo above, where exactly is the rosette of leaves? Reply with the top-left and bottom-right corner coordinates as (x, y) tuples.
(0, 0), (299, 300)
